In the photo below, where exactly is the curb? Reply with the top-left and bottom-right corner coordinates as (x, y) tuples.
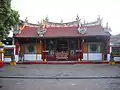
(0, 76), (120, 79)
(4, 61), (120, 64)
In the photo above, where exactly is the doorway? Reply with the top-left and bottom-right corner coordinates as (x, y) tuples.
(56, 39), (68, 52)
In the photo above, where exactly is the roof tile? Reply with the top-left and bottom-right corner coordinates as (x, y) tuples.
(16, 25), (110, 38)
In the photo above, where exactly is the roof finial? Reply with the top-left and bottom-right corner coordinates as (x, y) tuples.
(60, 19), (63, 23)
(83, 20), (86, 24)
(97, 15), (103, 25)
(25, 17), (28, 23)
(97, 15), (100, 21)
(109, 26), (112, 32)
(78, 19), (82, 28)
(76, 14), (80, 21)
(38, 20), (43, 29)
(45, 16), (49, 22)
(37, 21), (40, 24)
(106, 22), (108, 28)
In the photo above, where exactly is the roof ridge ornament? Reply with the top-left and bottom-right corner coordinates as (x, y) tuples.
(77, 25), (87, 35)
(104, 22), (112, 32)
(106, 22), (108, 28)
(25, 17), (28, 24)
(83, 20), (86, 24)
(45, 16), (49, 22)
(76, 14), (80, 21)
(60, 19), (63, 24)
(37, 20), (47, 37)
(97, 15), (103, 25)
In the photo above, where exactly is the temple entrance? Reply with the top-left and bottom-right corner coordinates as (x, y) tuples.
(57, 39), (68, 52)
(55, 39), (69, 60)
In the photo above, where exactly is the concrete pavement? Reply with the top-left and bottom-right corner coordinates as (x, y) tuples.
(0, 64), (120, 78)
(0, 64), (120, 90)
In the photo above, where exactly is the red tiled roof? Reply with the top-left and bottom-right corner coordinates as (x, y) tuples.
(15, 25), (110, 38)
(16, 26), (38, 37)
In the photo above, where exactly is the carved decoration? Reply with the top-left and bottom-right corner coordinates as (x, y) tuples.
(37, 28), (47, 37)
(77, 27), (87, 34)
(60, 19), (63, 23)
(76, 14), (80, 21)
(104, 22), (111, 32)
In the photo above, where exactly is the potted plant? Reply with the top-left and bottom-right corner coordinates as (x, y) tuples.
(109, 52), (115, 65)
(10, 53), (16, 66)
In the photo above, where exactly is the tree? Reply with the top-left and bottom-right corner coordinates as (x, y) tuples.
(0, 0), (20, 39)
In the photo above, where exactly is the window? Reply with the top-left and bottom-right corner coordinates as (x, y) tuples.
(25, 44), (36, 54)
(112, 47), (120, 52)
(46, 40), (55, 55)
(70, 40), (78, 55)
(4, 49), (13, 56)
(88, 43), (100, 53)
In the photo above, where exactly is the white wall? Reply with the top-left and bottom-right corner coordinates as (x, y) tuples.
(24, 54), (42, 61)
(88, 53), (102, 60)
(114, 57), (120, 61)
(83, 53), (102, 60)
(107, 54), (110, 61)
(4, 58), (11, 62)
(15, 55), (19, 62)
(83, 53), (88, 60)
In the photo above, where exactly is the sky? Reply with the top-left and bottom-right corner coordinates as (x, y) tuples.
(11, 0), (120, 36)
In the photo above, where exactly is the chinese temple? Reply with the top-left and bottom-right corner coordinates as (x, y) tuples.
(13, 16), (111, 62)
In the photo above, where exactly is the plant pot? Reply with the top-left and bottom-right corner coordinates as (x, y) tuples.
(10, 61), (16, 66)
(109, 61), (115, 65)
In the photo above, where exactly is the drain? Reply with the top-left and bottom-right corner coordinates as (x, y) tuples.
(0, 85), (3, 88)
(20, 66), (27, 68)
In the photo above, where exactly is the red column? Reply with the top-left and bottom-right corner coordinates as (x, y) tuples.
(42, 39), (46, 61)
(81, 39), (84, 60)
(40, 40), (44, 61)
(78, 39), (81, 61)
(15, 42), (19, 55)
(107, 39), (110, 54)
(0, 49), (4, 68)
(44, 39), (46, 61)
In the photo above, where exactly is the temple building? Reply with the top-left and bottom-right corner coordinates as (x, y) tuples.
(13, 16), (111, 62)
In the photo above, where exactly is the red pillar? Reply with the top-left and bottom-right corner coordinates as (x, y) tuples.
(0, 47), (4, 68)
(44, 39), (46, 61)
(107, 39), (110, 54)
(78, 39), (81, 61)
(15, 41), (19, 55)
(42, 39), (46, 61)
(40, 40), (44, 61)
(81, 39), (84, 60)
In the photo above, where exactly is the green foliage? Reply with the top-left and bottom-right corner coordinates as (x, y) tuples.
(0, 0), (20, 39)
(28, 45), (35, 52)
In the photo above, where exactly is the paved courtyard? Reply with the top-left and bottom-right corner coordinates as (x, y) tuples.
(0, 64), (120, 77)
(0, 64), (120, 90)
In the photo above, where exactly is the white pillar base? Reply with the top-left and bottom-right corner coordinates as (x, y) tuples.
(1, 53), (4, 61)
(15, 55), (19, 62)
(107, 54), (110, 61)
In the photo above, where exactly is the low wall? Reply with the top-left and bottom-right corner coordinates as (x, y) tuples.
(83, 53), (102, 60)
(114, 57), (120, 61)
(24, 54), (42, 61)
